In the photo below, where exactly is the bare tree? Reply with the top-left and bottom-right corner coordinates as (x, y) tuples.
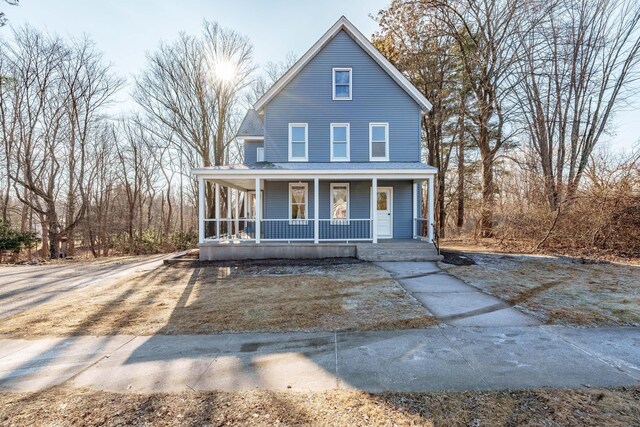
(516, 0), (640, 209)
(0, 26), (122, 258)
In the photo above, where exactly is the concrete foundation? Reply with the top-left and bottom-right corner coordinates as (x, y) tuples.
(199, 242), (357, 261)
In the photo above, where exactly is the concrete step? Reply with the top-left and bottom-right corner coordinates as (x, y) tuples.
(355, 242), (442, 262)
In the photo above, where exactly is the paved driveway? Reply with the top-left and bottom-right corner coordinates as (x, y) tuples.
(0, 253), (180, 318)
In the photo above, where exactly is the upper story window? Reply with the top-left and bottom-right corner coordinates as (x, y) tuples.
(369, 123), (389, 161)
(288, 123), (308, 161)
(330, 123), (350, 162)
(332, 68), (352, 100)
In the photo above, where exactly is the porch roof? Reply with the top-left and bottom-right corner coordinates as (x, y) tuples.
(192, 162), (437, 179)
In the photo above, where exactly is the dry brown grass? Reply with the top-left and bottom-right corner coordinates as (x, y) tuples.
(441, 247), (640, 326)
(1, 386), (638, 426)
(0, 259), (436, 338)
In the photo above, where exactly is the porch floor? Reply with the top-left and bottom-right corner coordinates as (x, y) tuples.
(198, 239), (442, 262)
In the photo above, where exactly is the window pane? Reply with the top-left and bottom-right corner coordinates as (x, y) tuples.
(332, 186), (348, 219)
(377, 191), (388, 210)
(291, 186), (306, 203)
(372, 141), (386, 158)
(291, 126), (305, 142)
(334, 70), (350, 84)
(333, 126), (347, 142)
(292, 203), (306, 220)
(371, 125), (386, 141)
(333, 142), (347, 159)
(249, 193), (256, 218)
(291, 141), (305, 158)
(335, 85), (349, 98)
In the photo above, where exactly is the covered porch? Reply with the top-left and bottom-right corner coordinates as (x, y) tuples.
(192, 163), (437, 259)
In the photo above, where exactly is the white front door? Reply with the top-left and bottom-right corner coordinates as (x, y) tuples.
(376, 187), (393, 238)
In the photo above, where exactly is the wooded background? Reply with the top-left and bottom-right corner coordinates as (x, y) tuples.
(0, 0), (638, 261)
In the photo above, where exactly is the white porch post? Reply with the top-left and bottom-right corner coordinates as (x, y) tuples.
(427, 175), (435, 243)
(243, 191), (247, 218)
(234, 189), (239, 236)
(226, 186), (232, 237)
(255, 178), (261, 243)
(314, 177), (319, 244)
(372, 177), (378, 244)
(215, 183), (221, 239)
(412, 180), (418, 239)
(198, 177), (205, 243)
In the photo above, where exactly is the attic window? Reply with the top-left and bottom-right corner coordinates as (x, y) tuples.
(332, 68), (352, 100)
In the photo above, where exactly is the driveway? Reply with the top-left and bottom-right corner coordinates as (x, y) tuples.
(0, 253), (180, 318)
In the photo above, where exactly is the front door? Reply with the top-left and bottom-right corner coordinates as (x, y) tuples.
(376, 187), (393, 238)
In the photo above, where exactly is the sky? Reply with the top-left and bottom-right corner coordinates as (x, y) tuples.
(2, 0), (638, 152)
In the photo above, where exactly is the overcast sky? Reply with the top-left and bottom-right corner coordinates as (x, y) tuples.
(3, 0), (638, 152)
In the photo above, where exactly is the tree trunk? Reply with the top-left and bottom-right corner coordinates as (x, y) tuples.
(480, 153), (495, 238)
(456, 107), (465, 230)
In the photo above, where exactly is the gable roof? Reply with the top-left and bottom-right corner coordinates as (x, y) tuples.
(237, 109), (263, 138)
(254, 16), (433, 112)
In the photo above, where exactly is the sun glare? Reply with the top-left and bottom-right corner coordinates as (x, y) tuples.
(213, 59), (236, 83)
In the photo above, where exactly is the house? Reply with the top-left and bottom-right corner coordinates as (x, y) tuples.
(192, 16), (438, 261)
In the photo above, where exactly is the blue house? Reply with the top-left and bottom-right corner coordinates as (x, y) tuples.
(193, 17), (437, 261)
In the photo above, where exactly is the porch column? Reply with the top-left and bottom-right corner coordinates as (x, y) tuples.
(198, 177), (205, 243)
(255, 178), (261, 243)
(215, 183), (221, 239)
(243, 191), (247, 218)
(427, 175), (435, 243)
(314, 177), (319, 244)
(372, 177), (378, 244)
(313, 177), (320, 243)
(227, 186), (232, 237)
(412, 180), (418, 239)
(234, 189), (239, 236)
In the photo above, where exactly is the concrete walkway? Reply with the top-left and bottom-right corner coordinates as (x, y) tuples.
(0, 327), (638, 393)
(376, 262), (539, 327)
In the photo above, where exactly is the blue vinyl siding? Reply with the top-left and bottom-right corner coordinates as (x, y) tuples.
(244, 140), (263, 165)
(263, 30), (421, 163)
(260, 180), (413, 240)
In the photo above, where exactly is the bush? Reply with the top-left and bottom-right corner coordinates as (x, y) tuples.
(0, 221), (40, 261)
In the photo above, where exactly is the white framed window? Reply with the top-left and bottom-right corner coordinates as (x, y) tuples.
(332, 68), (352, 100)
(256, 147), (265, 162)
(330, 123), (350, 161)
(369, 122), (389, 161)
(288, 123), (308, 161)
(289, 182), (308, 224)
(330, 183), (349, 224)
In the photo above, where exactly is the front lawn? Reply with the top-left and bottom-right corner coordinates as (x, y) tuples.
(0, 259), (436, 337)
(441, 249), (640, 326)
(1, 386), (638, 426)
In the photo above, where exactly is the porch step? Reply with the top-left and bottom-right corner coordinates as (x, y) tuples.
(355, 242), (443, 262)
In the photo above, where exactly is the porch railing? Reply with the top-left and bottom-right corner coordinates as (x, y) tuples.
(202, 218), (373, 242)
(414, 218), (438, 254)
(318, 219), (372, 241)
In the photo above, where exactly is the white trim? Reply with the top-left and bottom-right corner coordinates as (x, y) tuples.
(254, 17), (432, 111)
(329, 182), (350, 224)
(288, 182), (309, 225)
(288, 123), (308, 162)
(369, 123), (389, 161)
(256, 147), (265, 162)
(330, 123), (350, 162)
(332, 67), (352, 100)
(192, 168), (437, 180)
(372, 186), (393, 239)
